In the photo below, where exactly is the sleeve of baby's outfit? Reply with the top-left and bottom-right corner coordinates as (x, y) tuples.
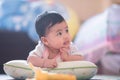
(29, 41), (44, 57)
(69, 42), (83, 55)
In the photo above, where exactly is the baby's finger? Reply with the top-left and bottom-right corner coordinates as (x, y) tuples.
(47, 65), (54, 68)
(60, 48), (65, 52)
(50, 64), (56, 68)
(59, 48), (63, 52)
(61, 48), (68, 53)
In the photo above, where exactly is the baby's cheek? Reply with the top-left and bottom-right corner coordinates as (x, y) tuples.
(68, 34), (72, 41)
(53, 42), (62, 49)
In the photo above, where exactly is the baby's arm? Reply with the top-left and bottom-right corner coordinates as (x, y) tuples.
(27, 41), (57, 68)
(27, 54), (57, 68)
(62, 54), (84, 61)
(60, 48), (84, 61)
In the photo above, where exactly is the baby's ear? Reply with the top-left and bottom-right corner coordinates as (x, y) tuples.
(41, 37), (48, 45)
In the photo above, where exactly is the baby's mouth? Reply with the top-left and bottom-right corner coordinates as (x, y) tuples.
(63, 41), (70, 47)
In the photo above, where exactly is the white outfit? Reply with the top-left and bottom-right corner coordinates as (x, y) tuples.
(28, 41), (82, 62)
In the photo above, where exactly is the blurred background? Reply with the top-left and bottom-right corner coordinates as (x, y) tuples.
(0, 0), (120, 76)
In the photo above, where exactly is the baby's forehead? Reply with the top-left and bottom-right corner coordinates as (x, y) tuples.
(47, 21), (68, 32)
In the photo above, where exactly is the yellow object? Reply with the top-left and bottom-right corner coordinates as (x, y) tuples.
(66, 8), (80, 40)
(29, 63), (76, 80)
(48, 73), (76, 80)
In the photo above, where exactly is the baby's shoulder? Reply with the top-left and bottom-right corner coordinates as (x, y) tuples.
(29, 41), (45, 56)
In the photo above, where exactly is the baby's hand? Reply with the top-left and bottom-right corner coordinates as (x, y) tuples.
(43, 59), (57, 68)
(60, 47), (69, 61)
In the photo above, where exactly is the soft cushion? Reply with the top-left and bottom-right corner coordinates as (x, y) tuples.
(3, 60), (97, 79)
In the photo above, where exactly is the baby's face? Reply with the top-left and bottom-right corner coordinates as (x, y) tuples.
(45, 21), (71, 50)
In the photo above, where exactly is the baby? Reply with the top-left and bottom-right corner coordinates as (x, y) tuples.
(27, 11), (83, 68)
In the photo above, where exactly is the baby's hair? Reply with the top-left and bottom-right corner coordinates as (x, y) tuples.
(35, 11), (65, 39)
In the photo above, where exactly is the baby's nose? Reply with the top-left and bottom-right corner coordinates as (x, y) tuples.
(64, 33), (71, 40)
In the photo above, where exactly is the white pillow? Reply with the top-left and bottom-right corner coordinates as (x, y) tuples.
(3, 60), (97, 79)
(3, 60), (34, 79)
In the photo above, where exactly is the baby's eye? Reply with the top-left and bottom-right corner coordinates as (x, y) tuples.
(66, 29), (69, 33)
(57, 32), (62, 36)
